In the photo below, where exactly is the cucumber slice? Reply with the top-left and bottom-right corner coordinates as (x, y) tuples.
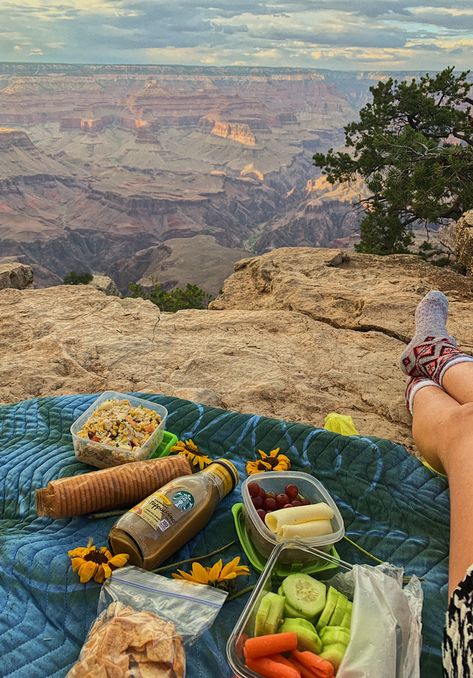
(329, 593), (349, 626)
(254, 593), (272, 636)
(316, 586), (338, 631)
(320, 625), (350, 647)
(280, 617), (322, 654)
(265, 593), (286, 634)
(281, 574), (326, 621)
(320, 642), (348, 670)
(340, 602), (352, 630)
(254, 592), (285, 636)
(283, 600), (304, 618)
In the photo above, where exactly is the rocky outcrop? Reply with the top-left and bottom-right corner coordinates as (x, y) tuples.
(88, 275), (120, 297)
(2, 247), (473, 451)
(0, 261), (33, 290)
(211, 121), (256, 146)
(455, 209), (473, 275)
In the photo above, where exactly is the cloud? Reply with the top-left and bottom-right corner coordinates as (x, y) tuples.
(0, 0), (471, 69)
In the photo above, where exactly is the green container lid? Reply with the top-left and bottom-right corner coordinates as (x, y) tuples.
(148, 430), (178, 459)
(232, 502), (340, 577)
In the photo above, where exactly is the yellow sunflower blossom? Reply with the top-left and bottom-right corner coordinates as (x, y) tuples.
(172, 556), (250, 589)
(170, 438), (212, 471)
(246, 447), (291, 475)
(68, 538), (129, 584)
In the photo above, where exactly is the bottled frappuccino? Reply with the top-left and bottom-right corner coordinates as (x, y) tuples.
(108, 458), (239, 569)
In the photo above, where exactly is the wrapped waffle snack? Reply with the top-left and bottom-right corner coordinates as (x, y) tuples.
(36, 456), (191, 518)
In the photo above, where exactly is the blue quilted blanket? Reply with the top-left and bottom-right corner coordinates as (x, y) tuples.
(0, 393), (449, 677)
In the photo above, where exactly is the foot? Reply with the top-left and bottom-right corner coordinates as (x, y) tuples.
(405, 376), (441, 415)
(400, 291), (457, 381)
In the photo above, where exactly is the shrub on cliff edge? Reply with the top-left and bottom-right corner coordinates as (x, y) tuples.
(63, 271), (93, 285)
(128, 282), (213, 312)
(314, 67), (473, 255)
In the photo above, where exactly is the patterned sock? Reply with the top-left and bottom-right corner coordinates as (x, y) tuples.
(405, 376), (442, 415)
(400, 291), (473, 384)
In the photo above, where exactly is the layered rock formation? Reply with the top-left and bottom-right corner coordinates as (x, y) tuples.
(0, 64), (373, 290)
(2, 247), (472, 451)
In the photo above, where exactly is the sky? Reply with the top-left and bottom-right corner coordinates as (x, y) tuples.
(0, 0), (472, 71)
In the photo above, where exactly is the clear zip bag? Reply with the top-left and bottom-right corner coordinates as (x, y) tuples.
(67, 566), (228, 678)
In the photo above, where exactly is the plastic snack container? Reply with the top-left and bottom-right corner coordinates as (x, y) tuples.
(227, 543), (350, 678)
(71, 391), (168, 469)
(241, 471), (344, 564)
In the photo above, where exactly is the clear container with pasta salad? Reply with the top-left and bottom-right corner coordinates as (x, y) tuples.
(71, 391), (168, 469)
(241, 471), (344, 564)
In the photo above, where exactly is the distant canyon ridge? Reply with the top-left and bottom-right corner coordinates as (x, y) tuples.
(0, 63), (393, 292)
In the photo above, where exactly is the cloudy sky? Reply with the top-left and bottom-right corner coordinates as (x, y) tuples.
(0, 0), (472, 70)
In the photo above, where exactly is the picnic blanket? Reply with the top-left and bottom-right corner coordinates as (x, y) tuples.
(0, 393), (450, 677)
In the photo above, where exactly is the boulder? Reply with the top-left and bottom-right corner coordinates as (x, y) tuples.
(88, 274), (120, 297)
(0, 262), (33, 290)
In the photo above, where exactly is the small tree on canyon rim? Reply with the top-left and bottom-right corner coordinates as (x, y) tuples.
(314, 67), (473, 255)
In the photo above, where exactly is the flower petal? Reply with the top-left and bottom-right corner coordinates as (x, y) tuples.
(172, 570), (196, 583)
(220, 556), (241, 579)
(100, 547), (113, 560)
(269, 448), (281, 458)
(70, 557), (85, 573)
(257, 449), (268, 459)
(94, 565), (107, 584)
(191, 562), (210, 584)
(207, 559), (223, 582)
(68, 547), (89, 558)
(108, 553), (129, 569)
(102, 563), (112, 580)
(78, 561), (98, 584)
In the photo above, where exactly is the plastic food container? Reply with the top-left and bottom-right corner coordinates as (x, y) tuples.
(241, 471), (344, 564)
(71, 391), (168, 469)
(148, 431), (178, 459)
(227, 543), (351, 678)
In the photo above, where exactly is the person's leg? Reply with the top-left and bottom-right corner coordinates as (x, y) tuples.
(411, 385), (473, 596)
(442, 363), (473, 405)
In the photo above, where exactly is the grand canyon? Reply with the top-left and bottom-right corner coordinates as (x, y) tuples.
(0, 63), (392, 292)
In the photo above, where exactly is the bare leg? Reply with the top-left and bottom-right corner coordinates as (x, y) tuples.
(412, 386), (473, 596)
(442, 362), (473, 404)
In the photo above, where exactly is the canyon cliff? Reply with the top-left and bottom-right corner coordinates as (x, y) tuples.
(0, 65), (374, 290)
(2, 246), (472, 452)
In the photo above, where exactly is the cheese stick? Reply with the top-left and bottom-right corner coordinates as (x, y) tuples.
(277, 520), (333, 541)
(265, 502), (334, 535)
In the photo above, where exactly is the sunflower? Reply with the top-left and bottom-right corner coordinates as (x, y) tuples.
(68, 538), (129, 584)
(170, 438), (212, 471)
(172, 556), (250, 589)
(246, 447), (291, 475)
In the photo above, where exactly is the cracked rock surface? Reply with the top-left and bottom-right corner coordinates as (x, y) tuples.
(2, 248), (473, 450)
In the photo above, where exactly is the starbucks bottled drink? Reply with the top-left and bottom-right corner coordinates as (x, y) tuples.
(108, 458), (239, 569)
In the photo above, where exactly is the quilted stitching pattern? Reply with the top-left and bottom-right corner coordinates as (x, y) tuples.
(0, 393), (448, 677)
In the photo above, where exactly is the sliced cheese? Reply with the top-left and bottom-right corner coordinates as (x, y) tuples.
(265, 502), (334, 535)
(277, 519), (333, 541)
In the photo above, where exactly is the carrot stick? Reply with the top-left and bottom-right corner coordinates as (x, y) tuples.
(244, 632), (298, 660)
(246, 656), (300, 678)
(269, 654), (300, 670)
(291, 650), (334, 678)
(286, 654), (320, 678)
